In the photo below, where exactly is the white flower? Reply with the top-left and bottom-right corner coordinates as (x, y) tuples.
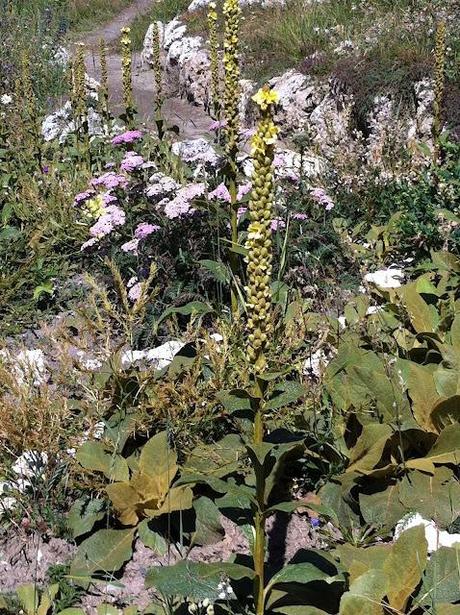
(1, 94), (12, 105)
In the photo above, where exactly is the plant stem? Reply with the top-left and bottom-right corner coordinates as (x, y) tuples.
(253, 377), (267, 615)
(229, 173), (239, 314)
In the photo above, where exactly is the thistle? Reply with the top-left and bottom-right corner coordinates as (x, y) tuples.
(432, 19), (446, 159)
(207, 2), (220, 118)
(245, 86), (279, 376)
(99, 37), (109, 122)
(222, 0), (241, 313)
(151, 21), (163, 113)
(120, 26), (135, 126)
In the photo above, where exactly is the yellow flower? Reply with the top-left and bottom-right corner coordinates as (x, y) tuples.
(85, 195), (105, 219)
(252, 87), (280, 111)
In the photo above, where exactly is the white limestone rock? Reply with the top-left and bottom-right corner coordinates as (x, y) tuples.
(121, 340), (185, 370)
(364, 268), (404, 289)
(171, 138), (220, 167)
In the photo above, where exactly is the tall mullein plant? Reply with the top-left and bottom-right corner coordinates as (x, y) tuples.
(432, 19), (446, 162)
(207, 2), (220, 119)
(120, 26), (135, 127)
(99, 37), (110, 125)
(151, 21), (165, 139)
(245, 86), (279, 615)
(223, 0), (241, 314)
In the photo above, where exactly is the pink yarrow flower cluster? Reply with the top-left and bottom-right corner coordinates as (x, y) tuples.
(292, 212), (308, 220)
(310, 187), (334, 210)
(111, 130), (143, 145)
(164, 183), (205, 219)
(121, 222), (160, 255)
(127, 276), (142, 302)
(74, 190), (94, 204)
(120, 151), (145, 172)
(208, 182), (252, 203)
(89, 205), (126, 239)
(271, 217), (286, 231)
(91, 172), (129, 190)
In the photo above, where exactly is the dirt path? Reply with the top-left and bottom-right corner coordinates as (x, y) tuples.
(79, 0), (211, 138)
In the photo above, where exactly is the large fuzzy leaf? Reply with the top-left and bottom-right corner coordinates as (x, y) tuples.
(383, 525), (427, 611)
(184, 434), (245, 478)
(69, 528), (135, 586)
(400, 283), (440, 333)
(67, 497), (106, 538)
(335, 543), (390, 584)
(416, 546), (460, 606)
(359, 483), (406, 531)
(339, 569), (387, 615)
(405, 361), (442, 433)
(76, 441), (129, 482)
(346, 424), (392, 474)
(398, 468), (460, 527)
(145, 560), (255, 601)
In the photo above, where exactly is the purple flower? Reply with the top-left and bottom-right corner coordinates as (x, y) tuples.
(128, 281), (142, 302)
(42, 165), (50, 174)
(81, 237), (99, 251)
(164, 183), (205, 219)
(237, 207), (247, 219)
(101, 192), (118, 205)
(310, 517), (321, 528)
(91, 172), (129, 190)
(209, 119), (227, 131)
(292, 212), (308, 220)
(120, 151), (145, 172)
(271, 217), (286, 231)
(89, 205), (126, 238)
(135, 222), (160, 239)
(237, 182), (252, 201)
(310, 187), (334, 211)
(105, 162), (116, 169)
(208, 182), (231, 202)
(121, 238), (140, 255)
(74, 190), (95, 204)
(111, 130), (143, 145)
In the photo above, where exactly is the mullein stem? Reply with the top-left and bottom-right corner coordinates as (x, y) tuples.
(120, 26), (135, 127)
(432, 20), (446, 163)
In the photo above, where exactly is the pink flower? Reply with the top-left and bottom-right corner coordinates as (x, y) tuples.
(292, 212), (308, 220)
(111, 130), (143, 145)
(74, 190), (94, 204)
(81, 237), (99, 251)
(128, 281), (142, 302)
(208, 183), (231, 202)
(310, 187), (334, 210)
(237, 182), (252, 201)
(271, 217), (286, 231)
(135, 223), (160, 239)
(237, 207), (247, 219)
(164, 183), (205, 219)
(89, 205), (126, 238)
(209, 119), (227, 131)
(120, 151), (145, 172)
(121, 238), (140, 255)
(91, 172), (129, 190)
(273, 153), (284, 168)
(101, 192), (117, 205)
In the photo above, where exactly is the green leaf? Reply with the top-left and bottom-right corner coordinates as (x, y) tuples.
(335, 543), (389, 584)
(417, 546), (460, 606)
(69, 528), (135, 586)
(339, 569), (387, 615)
(400, 283), (440, 333)
(156, 301), (213, 328)
(265, 381), (306, 410)
(266, 563), (341, 595)
(97, 605), (119, 615)
(16, 585), (39, 614)
(145, 561), (255, 601)
(192, 496), (224, 546)
(76, 442), (129, 482)
(425, 423), (460, 464)
(67, 497), (105, 539)
(199, 259), (230, 284)
(57, 610), (86, 615)
(346, 424), (392, 474)
(359, 484), (406, 531)
(398, 468), (460, 527)
(138, 520), (168, 556)
(184, 434), (245, 478)
(383, 525), (427, 611)
(217, 389), (255, 415)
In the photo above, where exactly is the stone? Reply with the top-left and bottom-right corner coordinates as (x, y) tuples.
(179, 48), (211, 105)
(121, 340), (185, 370)
(269, 69), (323, 133)
(171, 138), (220, 167)
(364, 268), (404, 289)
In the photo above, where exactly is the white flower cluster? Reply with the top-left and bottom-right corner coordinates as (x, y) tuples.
(187, 580), (233, 614)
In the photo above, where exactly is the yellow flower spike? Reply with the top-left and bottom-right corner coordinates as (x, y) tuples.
(120, 26), (135, 127)
(207, 1), (220, 118)
(245, 86), (278, 374)
(99, 38), (109, 120)
(432, 20), (446, 160)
